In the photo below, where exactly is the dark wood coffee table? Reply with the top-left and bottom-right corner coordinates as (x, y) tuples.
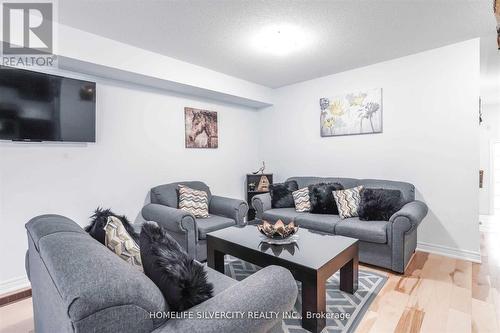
(207, 226), (359, 333)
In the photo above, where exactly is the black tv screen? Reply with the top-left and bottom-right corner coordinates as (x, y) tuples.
(0, 66), (96, 142)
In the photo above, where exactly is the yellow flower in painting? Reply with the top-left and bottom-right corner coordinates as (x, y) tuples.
(348, 93), (367, 107)
(323, 117), (335, 128)
(329, 99), (344, 116)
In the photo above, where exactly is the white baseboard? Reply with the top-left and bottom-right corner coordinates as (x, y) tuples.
(0, 275), (30, 295)
(417, 242), (481, 263)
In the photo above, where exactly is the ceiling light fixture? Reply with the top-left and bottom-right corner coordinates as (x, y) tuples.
(253, 24), (309, 56)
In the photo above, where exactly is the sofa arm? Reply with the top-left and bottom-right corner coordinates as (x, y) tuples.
(142, 204), (196, 236)
(157, 265), (298, 333)
(209, 195), (248, 226)
(389, 200), (428, 232)
(251, 193), (272, 219)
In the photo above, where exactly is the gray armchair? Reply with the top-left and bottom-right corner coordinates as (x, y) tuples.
(142, 181), (248, 261)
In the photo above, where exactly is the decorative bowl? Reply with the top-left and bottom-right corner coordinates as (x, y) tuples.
(257, 219), (299, 239)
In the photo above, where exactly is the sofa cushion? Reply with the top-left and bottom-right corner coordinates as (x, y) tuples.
(295, 213), (341, 233)
(140, 222), (213, 311)
(332, 186), (363, 219)
(151, 181), (212, 208)
(86, 208), (139, 246)
(334, 218), (388, 244)
(197, 215), (236, 240)
(261, 208), (304, 223)
(358, 188), (403, 221)
(358, 179), (414, 206)
(269, 180), (298, 208)
(178, 185), (209, 218)
(308, 183), (344, 214)
(292, 187), (311, 212)
(104, 216), (142, 270)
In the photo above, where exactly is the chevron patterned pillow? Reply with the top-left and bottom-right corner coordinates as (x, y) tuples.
(104, 216), (143, 270)
(332, 186), (364, 219)
(292, 187), (311, 212)
(178, 185), (209, 218)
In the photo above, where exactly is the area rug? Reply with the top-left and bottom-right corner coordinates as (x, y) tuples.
(224, 256), (387, 333)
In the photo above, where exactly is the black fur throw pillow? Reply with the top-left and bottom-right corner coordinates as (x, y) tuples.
(269, 180), (299, 208)
(85, 207), (139, 245)
(140, 222), (213, 311)
(358, 188), (403, 221)
(308, 182), (344, 214)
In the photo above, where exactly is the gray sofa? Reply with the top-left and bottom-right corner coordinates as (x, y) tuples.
(25, 215), (297, 333)
(142, 181), (248, 262)
(252, 177), (428, 273)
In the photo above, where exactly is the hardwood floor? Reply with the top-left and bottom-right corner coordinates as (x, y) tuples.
(0, 231), (498, 333)
(0, 297), (33, 333)
(357, 231), (500, 333)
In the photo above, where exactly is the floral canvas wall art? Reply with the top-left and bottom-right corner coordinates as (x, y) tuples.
(320, 88), (382, 137)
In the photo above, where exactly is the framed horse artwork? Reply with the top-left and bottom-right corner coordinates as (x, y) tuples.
(184, 107), (219, 148)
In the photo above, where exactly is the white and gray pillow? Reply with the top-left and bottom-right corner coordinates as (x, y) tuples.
(104, 216), (143, 270)
(332, 186), (363, 219)
(292, 187), (311, 212)
(178, 185), (209, 218)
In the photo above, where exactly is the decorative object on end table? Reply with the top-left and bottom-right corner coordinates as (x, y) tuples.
(257, 175), (271, 191)
(308, 182), (344, 214)
(85, 207), (139, 245)
(358, 188), (403, 221)
(252, 161), (266, 174)
(140, 221), (214, 311)
(269, 180), (299, 208)
(185, 107), (218, 148)
(246, 173), (273, 220)
(104, 216), (142, 270)
(320, 88), (382, 137)
(258, 219), (299, 245)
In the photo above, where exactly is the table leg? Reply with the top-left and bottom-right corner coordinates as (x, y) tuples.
(340, 255), (358, 293)
(207, 245), (225, 274)
(301, 276), (326, 333)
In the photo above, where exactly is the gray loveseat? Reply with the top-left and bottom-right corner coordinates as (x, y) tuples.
(25, 215), (297, 333)
(142, 181), (248, 262)
(252, 177), (428, 273)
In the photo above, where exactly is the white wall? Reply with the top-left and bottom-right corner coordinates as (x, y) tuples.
(0, 39), (483, 293)
(0, 76), (261, 292)
(260, 39), (481, 260)
(479, 103), (500, 215)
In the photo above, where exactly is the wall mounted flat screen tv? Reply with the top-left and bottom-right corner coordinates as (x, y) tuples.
(0, 66), (96, 142)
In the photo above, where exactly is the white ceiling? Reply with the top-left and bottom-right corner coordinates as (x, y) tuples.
(59, 0), (497, 90)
